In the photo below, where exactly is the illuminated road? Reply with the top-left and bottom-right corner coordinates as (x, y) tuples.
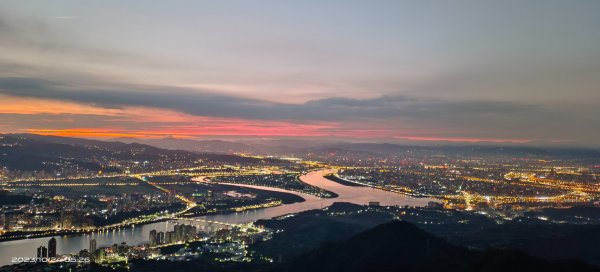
(0, 169), (436, 266)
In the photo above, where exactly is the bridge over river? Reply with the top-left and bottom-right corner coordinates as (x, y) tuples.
(0, 169), (436, 266)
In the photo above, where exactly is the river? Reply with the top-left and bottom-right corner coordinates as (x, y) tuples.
(0, 170), (436, 266)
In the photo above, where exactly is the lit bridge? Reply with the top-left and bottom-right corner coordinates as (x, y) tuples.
(170, 217), (239, 231)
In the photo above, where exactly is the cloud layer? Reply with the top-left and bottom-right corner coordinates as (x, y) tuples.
(1, 1), (600, 145)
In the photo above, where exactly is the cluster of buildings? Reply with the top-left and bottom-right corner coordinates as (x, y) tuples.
(338, 161), (600, 215)
(149, 224), (198, 246)
(62, 223), (261, 266)
(0, 191), (178, 232)
(35, 237), (57, 259)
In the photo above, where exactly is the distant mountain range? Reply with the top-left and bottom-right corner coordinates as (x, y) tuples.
(0, 134), (277, 179)
(115, 137), (327, 155)
(116, 137), (267, 154)
(116, 137), (600, 160)
(1, 134), (599, 179)
(1, 133), (186, 174)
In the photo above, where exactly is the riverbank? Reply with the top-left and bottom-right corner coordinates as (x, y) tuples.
(0, 169), (436, 266)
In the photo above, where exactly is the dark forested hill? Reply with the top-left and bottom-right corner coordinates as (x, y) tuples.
(0, 134), (282, 179)
(274, 221), (599, 272)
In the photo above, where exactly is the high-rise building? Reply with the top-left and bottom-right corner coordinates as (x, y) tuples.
(157, 231), (165, 244)
(60, 211), (73, 229)
(149, 230), (157, 246)
(48, 237), (57, 258)
(89, 239), (97, 253)
(37, 246), (48, 259)
(174, 224), (184, 242)
(192, 225), (197, 239)
(183, 225), (197, 241)
(165, 231), (174, 244)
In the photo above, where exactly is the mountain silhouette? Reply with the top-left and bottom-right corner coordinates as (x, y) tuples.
(274, 220), (599, 272)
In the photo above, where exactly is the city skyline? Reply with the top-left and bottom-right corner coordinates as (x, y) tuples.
(1, 2), (600, 271)
(1, 1), (600, 146)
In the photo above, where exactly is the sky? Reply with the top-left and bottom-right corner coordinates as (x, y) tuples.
(1, 1), (599, 146)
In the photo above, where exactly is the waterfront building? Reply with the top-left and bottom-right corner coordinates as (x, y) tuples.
(89, 238), (97, 254)
(149, 230), (157, 246)
(157, 231), (165, 244)
(37, 246), (48, 259)
(48, 237), (57, 258)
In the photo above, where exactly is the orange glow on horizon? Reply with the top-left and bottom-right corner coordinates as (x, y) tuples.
(25, 128), (533, 144)
(26, 128), (191, 139)
(0, 95), (123, 116)
(3, 95), (534, 143)
(26, 123), (338, 139)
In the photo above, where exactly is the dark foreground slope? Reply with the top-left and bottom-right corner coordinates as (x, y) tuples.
(36, 220), (596, 272)
(275, 221), (599, 272)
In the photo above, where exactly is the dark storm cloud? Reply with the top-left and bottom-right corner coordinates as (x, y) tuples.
(304, 96), (399, 107)
(2, 75), (600, 144)
(0, 76), (542, 122)
(1, 1), (600, 145)
(0, 113), (117, 129)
